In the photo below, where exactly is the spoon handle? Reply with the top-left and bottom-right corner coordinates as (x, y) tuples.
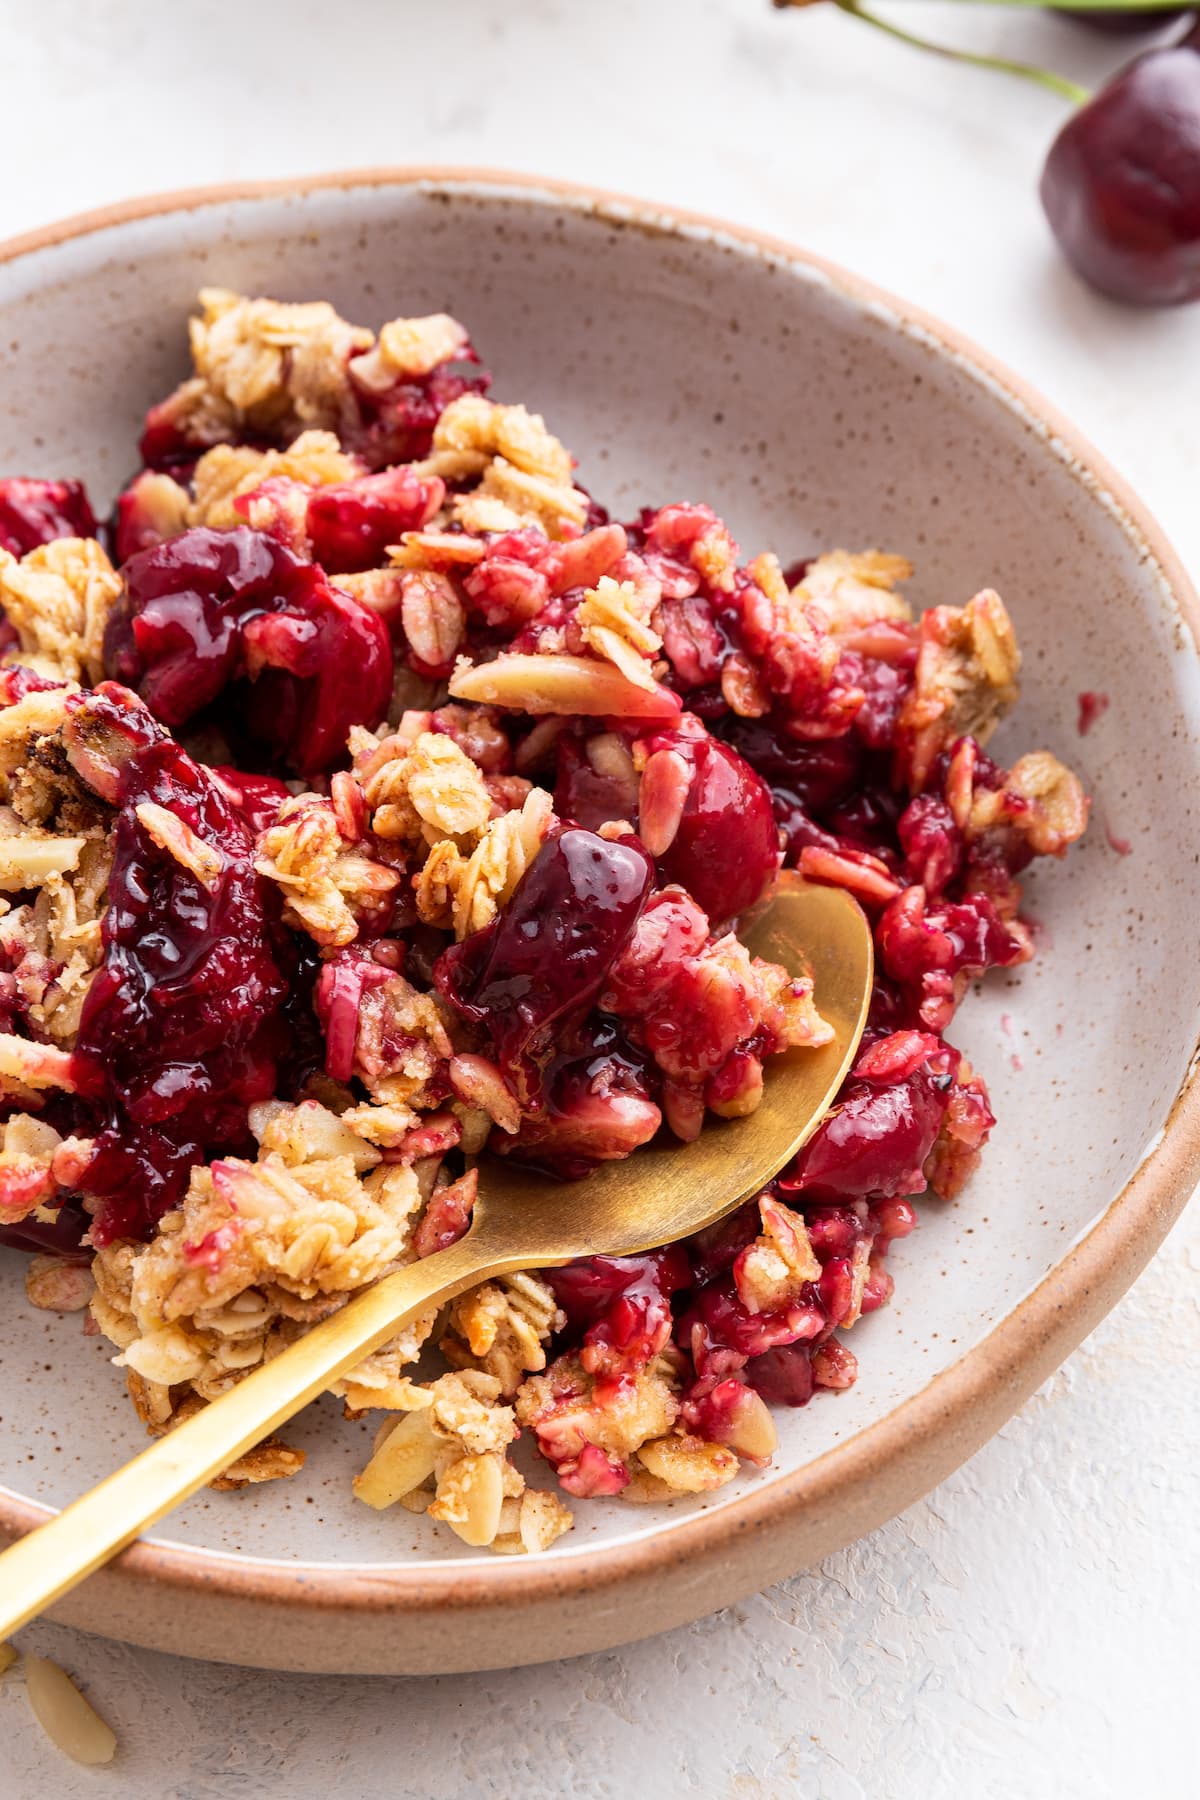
(0, 1233), (498, 1640)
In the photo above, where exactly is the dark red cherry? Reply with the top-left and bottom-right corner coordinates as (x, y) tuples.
(743, 1344), (815, 1408)
(0, 477), (97, 555)
(105, 525), (392, 774)
(304, 465), (443, 573)
(435, 828), (654, 1105)
(1060, 8), (1191, 35)
(779, 1066), (949, 1201)
(640, 732), (780, 925)
(1040, 30), (1200, 304)
(66, 687), (296, 1243)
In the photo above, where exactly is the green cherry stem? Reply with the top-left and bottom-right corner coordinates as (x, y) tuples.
(823, 0), (1094, 106)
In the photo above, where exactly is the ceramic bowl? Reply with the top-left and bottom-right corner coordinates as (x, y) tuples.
(1, 171), (1197, 1677)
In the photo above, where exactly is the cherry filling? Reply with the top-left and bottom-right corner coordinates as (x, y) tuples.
(436, 828), (655, 1116)
(548, 1245), (691, 1379)
(298, 465), (445, 574)
(716, 713), (905, 862)
(67, 688), (295, 1242)
(0, 476), (98, 557)
(636, 731), (781, 926)
(669, 1186), (905, 1402)
(103, 526), (392, 775)
(781, 1064), (950, 1202)
(877, 888), (1028, 1032)
(348, 355), (492, 470)
(503, 1015), (662, 1180)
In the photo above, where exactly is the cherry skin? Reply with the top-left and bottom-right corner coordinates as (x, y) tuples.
(435, 828), (654, 1108)
(0, 477), (96, 555)
(105, 525), (393, 774)
(1040, 29), (1200, 304)
(640, 732), (780, 925)
(1062, 9), (1191, 35)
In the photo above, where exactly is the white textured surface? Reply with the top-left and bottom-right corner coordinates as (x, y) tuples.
(0, 1), (1196, 1793)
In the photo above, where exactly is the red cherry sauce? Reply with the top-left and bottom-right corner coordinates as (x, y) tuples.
(68, 689), (296, 1242)
(547, 1244), (691, 1380)
(436, 828), (654, 1117)
(0, 477), (97, 556)
(104, 526), (392, 775)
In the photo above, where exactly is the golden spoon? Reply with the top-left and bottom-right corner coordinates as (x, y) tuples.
(0, 872), (871, 1636)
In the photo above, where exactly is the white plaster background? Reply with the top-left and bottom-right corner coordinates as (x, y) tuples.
(0, 1), (1196, 1794)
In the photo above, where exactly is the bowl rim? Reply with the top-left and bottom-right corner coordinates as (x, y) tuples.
(1, 165), (1197, 1622)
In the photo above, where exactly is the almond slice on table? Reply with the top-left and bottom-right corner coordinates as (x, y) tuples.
(22, 1654), (117, 1765)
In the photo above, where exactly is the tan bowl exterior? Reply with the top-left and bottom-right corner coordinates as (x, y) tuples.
(0, 170), (1197, 1675)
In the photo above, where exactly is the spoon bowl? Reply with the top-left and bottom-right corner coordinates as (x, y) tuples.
(0, 873), (872, 1641)
(470, 874), (873, 1265)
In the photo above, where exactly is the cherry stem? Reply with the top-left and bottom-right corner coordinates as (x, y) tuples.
(828, 0), (1093, 105)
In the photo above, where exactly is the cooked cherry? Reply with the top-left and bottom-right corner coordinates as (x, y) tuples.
(304, 465), (443, 573)
(1040, 30), (1200, 304)
(780, 1064), (949, 1201)
(743, 1343), (816, 1407)
(0, 1196), (92, 1258)
(639, 732), (780, 924)
(677, 1276), (823, 1372)
(67, 688), (296, 1241)
(351, 358), (491, 468)
(209, 766), (291, 835)
(491, 1014), (662, 1178)
(0, 477), (97, 555)
(548, 1246), (690, 1376)
(715, 714), (884, 861)
(436, 828), (654, 1107)
(554, 732), (641, 834)
(105, 525), (392, 773)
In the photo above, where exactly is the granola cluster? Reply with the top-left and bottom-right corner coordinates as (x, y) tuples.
(0, 287), (1090, 1556)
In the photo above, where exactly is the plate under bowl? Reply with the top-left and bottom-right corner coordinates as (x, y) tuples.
(1, 170), (1197, 1675)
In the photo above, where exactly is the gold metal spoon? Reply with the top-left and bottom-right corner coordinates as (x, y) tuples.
(0, 872), (871, 1637)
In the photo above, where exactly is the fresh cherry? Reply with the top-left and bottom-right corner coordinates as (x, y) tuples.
(1060, 8), (1192, 34)
(1040, 27), (1200, 303)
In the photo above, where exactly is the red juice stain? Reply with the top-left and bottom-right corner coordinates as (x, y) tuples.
(1077, 691), (1110, 735)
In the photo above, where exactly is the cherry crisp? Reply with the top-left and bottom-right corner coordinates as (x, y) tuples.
(0, 289), (1088, 1552)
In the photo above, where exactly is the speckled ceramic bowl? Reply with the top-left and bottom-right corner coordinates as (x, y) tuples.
(1, 171), (1197, 1676)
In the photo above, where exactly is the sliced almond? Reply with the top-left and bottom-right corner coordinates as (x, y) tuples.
(636, 1434), (740, 1493)
(353, 1409), (441, 1509)
(0, 833), (85, 890)
(23, 1655), (117, 1765)
(449, 652), (681, 721)
(428, 1451), (505, 1547)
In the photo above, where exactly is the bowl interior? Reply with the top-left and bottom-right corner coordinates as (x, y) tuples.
(1, 179), (1197, 1571)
